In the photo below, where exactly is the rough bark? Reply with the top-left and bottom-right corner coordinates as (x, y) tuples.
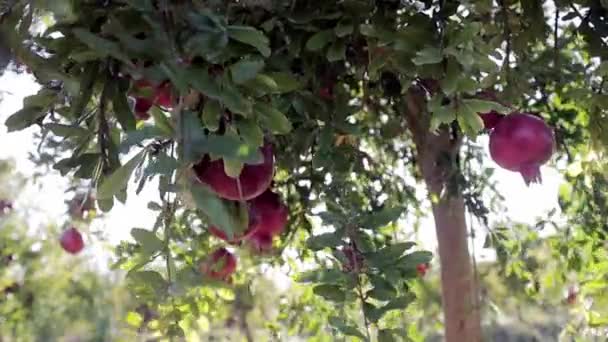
(404, 87), (481, 342)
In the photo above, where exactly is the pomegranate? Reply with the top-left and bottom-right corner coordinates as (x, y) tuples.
(479, 111), (504, 130)
(134, 97), (153, 120)
(247, 190), (288, 236)
(193, 142), (274, 201)
(199, 247), (237, 281)
(489, 112), (554, 185)
(208, 208), (260, 244)
(247, 231), (274, 253)
(209, 190), (287, 252)
(60, 227), (84, 254)
(416, 263), (429, 277)
(154, 82), (174, 109)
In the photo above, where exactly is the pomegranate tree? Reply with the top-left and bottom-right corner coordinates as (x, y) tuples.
(60, 227), (84, 254)
(193, 142), (275, 201)
(489, 112), (554, 185)
(199, 247), (237, 281)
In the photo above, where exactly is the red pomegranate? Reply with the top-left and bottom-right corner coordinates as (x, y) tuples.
(193, 142), (274, 201)
(247, 231), (274, 253)
(416, 263), (429, 277)
(208, 208), (261, 244)
(489, 112), (554, 185)
(60, 227), (84, 254)
(199, 247), (237, 281)
(248, 190), (288, 236)
(134, 97), (153, 120)
(154, 82), (174, 109)
(479, 111), (505, 130)
(209, 190), (287, 253)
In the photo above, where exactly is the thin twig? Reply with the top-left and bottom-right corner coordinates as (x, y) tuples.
(98, 76), (111, 174)
(498, 0), (512, 81)
(554, 3), (560, 74)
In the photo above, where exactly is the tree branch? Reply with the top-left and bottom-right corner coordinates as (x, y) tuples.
(498, 0), (512, 81)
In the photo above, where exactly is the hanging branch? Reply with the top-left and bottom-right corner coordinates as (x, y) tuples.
(554, 3), (560, 74)
(498, 0), (512, 81)
(98, 74), (112, 175)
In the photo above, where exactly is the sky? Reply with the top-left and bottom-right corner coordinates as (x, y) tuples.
(0, 69), (564, 268)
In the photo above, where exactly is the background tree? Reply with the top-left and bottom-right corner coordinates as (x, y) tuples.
(2, 1), (608, 341)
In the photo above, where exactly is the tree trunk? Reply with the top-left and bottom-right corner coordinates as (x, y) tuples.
(403, 87), (482, 342)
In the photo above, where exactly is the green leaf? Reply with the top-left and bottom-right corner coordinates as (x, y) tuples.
(180, 112), (262, 163)
(131, 228), (164, 256)
(220, 83), (252, 116)
(97, 150), (146, 199)
(72, 62), (99, 119)
(127, 270), (167, 293)
(327, 40), (346, 62)
(457, 106), (485, 137)
(297, 269), (346, 284)
(306, 232), (342, 251)
(461, 99), (509, 114)
(412, 47), (443, 65)
(254, 102), (292, 134)
(230, 59), (265, 84)
(202, 100), (222, 131)
(236, 119), (264, 148)
(367, 242), (416, 268)
(267, 72), (302, 93)
(45, 123), (89, 137)
(190, 185), (248, 238)
(186, 68), (221, 98)
(5, 89), (57, 131)
(5, 107), (47, 132)
(313, 284), (345, 302)
(328, 317), (367, 340)
(399, 251), (433, 268)
(360, 206), (404, 230)
(428, 95), (456, 131)
(126, 312), (143, 327)
(335, 22), (354, 37)
(228, 25), (271, 57)
(223, 158), (244, 178)
(150, 107), (175, 136)
(382, 294), (416, 312)
(367, 281), (397, 301)
(305, 30), (334, 51)
(72, 28), (133, 66)
(120, 126), (170, 153)
(111, 84), (137, 131)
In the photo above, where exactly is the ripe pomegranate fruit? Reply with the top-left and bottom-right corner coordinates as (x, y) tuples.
(199, 247), (237, 281)
(193, 142), (274, 201)
(479, 111), (505, 130)
(134, 97), (153, 120)
(154, 82), (174, 109)
(416, 263), (429, 277)
(60, 227), (84, 254)
(209, 190), (287, 253)
(248, 190), (288, 236)
(489, 112), (554, 185)
(247, 231), (274, 253)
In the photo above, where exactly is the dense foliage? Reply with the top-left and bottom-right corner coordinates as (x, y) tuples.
(2, 0), (608, 341)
